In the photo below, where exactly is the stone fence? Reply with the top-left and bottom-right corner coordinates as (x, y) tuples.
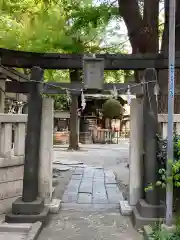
(158, 114), (180, 139)
(0, 98), (54, 215)
(0, 113), (27, 214)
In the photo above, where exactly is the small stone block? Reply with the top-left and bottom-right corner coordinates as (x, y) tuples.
(119, 200), (133, 216)
(5, 207), (49, 224)
(12, 197), (44, 215)
(45, 199), (61, 214)
(0, 223), (32, 233)
(26, 221), (42, 240)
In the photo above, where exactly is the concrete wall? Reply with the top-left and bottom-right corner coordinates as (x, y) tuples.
(158, 114), (180, 138)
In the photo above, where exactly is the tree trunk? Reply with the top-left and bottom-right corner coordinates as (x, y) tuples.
(119, 0), (159, 92)
(119, 0), (180, 113)
(119, 0), (159, 53)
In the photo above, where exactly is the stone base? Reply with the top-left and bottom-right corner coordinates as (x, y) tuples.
(45, 199), (61, 214)
(5, 207), (49, 224)
(0, 222), (32, 232)
(26, 221), (43, 240)
(136, 199), (165, 218)
(132, 199), (165, 230)
(119, 200), (133, 216)
(0, 221), (42, 240)
(132, 207), (163, 230)
(12, 197), (44, 215)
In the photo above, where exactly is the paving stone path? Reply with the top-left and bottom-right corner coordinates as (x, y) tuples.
(62, 166), (123, 207)
(38, 143), (142, 240)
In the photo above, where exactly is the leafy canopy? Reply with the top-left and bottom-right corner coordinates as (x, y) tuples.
(0, 0), (131, 110)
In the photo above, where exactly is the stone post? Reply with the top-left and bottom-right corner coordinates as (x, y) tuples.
(143, 70), (158, 205)
(5, 67), (49, 223)
(39, 98), (53, 204)
(129, 98), (143, 206)
(132, 69), (165, 229)
(0, 80), (5, 113)
(22, 67), (44, 202)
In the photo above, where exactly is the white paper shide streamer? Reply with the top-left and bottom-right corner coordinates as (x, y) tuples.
(110, 85), (118, 99)
(81, 90), (86, 110)
(66, 89), (71, 104)
(127, 85), (132, 105)
(154, 83), (160, 103)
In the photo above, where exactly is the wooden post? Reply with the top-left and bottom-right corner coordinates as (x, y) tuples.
(68, 70), (80, 150)
(22, 66), (44, 202)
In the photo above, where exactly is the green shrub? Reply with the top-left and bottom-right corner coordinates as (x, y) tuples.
(148, 217), (180, 239)
(145, 134), (180, 192)
(102, 98), (123, 119)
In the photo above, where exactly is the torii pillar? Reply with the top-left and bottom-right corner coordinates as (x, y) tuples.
(5, 67), (49, 223)
(132, 69), (165, 229)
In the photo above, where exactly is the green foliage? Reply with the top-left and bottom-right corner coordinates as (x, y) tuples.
(102, 98), (123, 119)
(0, 0), (130, 110)
(53, 94), (70, 111)
(0, 0), (119, 53)
(149, 222), (169, 240)
(148, 218), (180, 239)
(145, 134), (180, 193)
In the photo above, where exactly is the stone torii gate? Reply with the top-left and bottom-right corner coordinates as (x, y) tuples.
(0, 48), (175, 227)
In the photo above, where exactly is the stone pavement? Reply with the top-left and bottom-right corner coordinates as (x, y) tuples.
(62, 166), (123, 206)
(38, 142), (142, 240)
(38, 164), (141, 240)
(53, 142), (130, 187)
